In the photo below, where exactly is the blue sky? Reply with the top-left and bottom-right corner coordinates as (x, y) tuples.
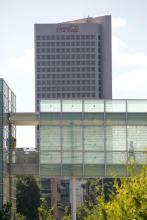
(0, 0), (147, 147)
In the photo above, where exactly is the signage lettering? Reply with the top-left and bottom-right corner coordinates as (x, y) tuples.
(56, 25), (79, 33)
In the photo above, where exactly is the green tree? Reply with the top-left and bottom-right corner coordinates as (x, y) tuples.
(86, 165), (147, 220)
(0, 202), (12, 220)
(38, 198), (54, 220)
(16, 176), (40, 220)
(16, 213), (26, 220)
(84, 179), (102, 205)
(77, 178), (101, 220)
(61, 207), (71, 220)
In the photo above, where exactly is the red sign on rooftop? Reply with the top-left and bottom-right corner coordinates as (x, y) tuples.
(56, 25), (79, 33)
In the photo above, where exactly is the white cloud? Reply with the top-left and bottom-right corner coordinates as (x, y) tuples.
(17, 126), (35, 148)
(112, 35), (126, 52)
(112, 17), (127, 29)
(112, 30), (147, 99)
(113, 69), (147, 99)
(9, 49), (34, 74)
(5, 49), (35, 147)
(113, 36), (147, 68)
(5, 49), (35, 110)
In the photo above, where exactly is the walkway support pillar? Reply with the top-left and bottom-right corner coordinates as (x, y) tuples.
(71, 177), (76, 220)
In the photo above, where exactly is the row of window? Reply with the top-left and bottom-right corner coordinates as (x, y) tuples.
(36, 67), (97, 72)
(36, 34), (100, 41)
(37, 93), (98, 99)
(37, 86), (96, 92)
(37, 80), (96, 86)
(37, 73), (98, 79)
(36, 54), (96, 59)
(36, 41), (96, 47)
(36, 47), (97, 53)
(36, 60), (97, 66)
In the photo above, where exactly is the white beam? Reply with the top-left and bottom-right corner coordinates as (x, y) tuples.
(9, 113), (39, 126)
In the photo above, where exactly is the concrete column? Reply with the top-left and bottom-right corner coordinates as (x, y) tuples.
(71, 177), (76, 220)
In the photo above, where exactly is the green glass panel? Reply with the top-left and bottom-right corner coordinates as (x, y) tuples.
(40, 164), (61, 176)
(84, 165), (105, 177)
(106, 165), (127, 177)
(84, 126), (104, 151)
(105, 113), (126, 125)
(0, 195), (3, 209)
(63, 152), (82, 164)
(40, 113), (61, 120)
(62, 126), (82, 150)
(62, 165), (83, 176)
(84, 100), (104, 112)
(84, 113), (104, 120)
(40, 126), (61, 150)
(127, 126), (147, 151)
(40, 100), (61, 112)
(85, 152), (104, 164)
(0, 184), (3, 195)
(127, 100), (147, 112)
(106, 152), (127, 164)
(62, 113), (82, 120)
(105, 100), (126, 112)
(134, 152), (147, 164)
(106, 126), (126, 151)
(127, 113), (147, 125)
(62, 100), (82, 112)
(40, 151), (61, 164)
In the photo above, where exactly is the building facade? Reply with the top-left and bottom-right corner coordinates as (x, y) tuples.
(0, 79), (16, 214)
(35, 15), (112, 112)
(39, 99), (147, 177)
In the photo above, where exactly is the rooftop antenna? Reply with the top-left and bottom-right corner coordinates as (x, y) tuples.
(87, 16), (94, 23)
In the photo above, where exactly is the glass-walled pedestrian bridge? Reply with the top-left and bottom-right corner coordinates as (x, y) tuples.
(39, 99), (147, 177)
(10, 99), (147, 177)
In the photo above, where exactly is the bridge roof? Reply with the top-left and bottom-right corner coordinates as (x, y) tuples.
(9, 112), (39, 126)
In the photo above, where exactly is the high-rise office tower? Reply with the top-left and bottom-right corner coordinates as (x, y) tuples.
(35, 15), (112, 112)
